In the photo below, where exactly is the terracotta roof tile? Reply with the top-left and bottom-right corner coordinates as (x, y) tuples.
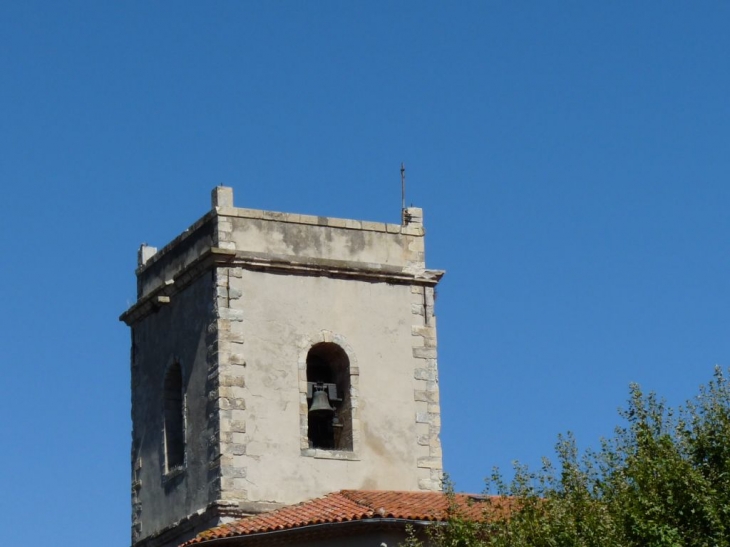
(182, 490), (509, 545)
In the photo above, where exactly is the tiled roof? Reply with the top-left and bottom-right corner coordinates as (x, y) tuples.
(183, 490), (507, 545)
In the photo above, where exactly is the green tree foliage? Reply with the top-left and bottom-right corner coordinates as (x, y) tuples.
(427, 367), (730, 547)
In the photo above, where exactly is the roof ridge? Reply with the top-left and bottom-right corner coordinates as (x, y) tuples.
(335, 490), (377, 516)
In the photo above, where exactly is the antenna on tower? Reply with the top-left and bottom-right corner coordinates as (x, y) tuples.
(400, 163), (407, 225)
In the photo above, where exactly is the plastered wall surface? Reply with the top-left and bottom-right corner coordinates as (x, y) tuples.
(227, 271), (430, 504)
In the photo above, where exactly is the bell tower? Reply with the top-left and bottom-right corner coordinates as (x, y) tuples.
(121, 186), (444, 547)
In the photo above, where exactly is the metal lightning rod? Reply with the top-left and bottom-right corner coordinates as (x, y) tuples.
(400, 162), (406, 224)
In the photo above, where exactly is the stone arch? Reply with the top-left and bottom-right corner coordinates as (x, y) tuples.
(162, 359), (185, 472)
(298, 331), (360, 457)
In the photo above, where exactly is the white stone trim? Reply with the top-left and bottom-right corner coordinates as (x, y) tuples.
(410, 285), (443, 491)
(297, 330), (360, 457)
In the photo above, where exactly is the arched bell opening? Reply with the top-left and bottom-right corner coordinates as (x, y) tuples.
(163, 361), (185, 471)
(306, 342), (352, 451)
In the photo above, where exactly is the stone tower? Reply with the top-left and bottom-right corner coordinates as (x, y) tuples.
(120, 186), (444, 547)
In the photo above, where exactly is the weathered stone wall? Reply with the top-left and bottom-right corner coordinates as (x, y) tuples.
(136, 214), (215, 299)
(130, 273), (218, 542)
(224, 212), (414, 267)
(123, 187), (444, 547)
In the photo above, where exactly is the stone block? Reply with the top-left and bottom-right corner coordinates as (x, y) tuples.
(221, 465), (246, 480)
(405, 207), (423, 226)
(417, 457), (440, 469)
(219, 486), (248, 500)
(344, 219), (363, 230)
(229, 353), (246, 365)
(412, 325), (435, 337)
(221, 362), (246, 377)
(414, 368), (436, 381)
(361, 221), (385, 231)
(230, 432), (247, 444)
(220, 475), (243, 488)
(230, 420), (246, 433)
(138, 244), (157, 266)
(227, 409), (246, 421)
(231, 478), (249, 491)
(228, 321), (246, 337)
(219, 308), (244, 322)
(264, 211), (287, 222)
(228, 398), (246, 410)
(220, 375), (245, 388)
(219, 386), (246, 399)
(212, 186), (234, 208)
(425, 380), (439, 391)
(413, 346), (437, 359)
(424, 337), (437, 347)
(414, 390), (438, 403)
(218, 320), (232, 334)
(418, 478), (441, 491)
(236, 207), (263, 219)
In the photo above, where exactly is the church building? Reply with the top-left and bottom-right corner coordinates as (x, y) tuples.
(120, 186), (456, 547)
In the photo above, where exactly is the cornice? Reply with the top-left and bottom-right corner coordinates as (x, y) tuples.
(121, 247), (444, 326)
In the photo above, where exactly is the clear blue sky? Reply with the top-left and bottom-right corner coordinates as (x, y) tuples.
(2, 2), (729, 545)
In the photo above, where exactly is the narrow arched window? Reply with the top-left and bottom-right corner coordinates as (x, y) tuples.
(163, 362), (185, 470)
(306, 343), (352, 451)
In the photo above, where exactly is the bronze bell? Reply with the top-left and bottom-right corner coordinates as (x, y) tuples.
(309, 385), (335, 415)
